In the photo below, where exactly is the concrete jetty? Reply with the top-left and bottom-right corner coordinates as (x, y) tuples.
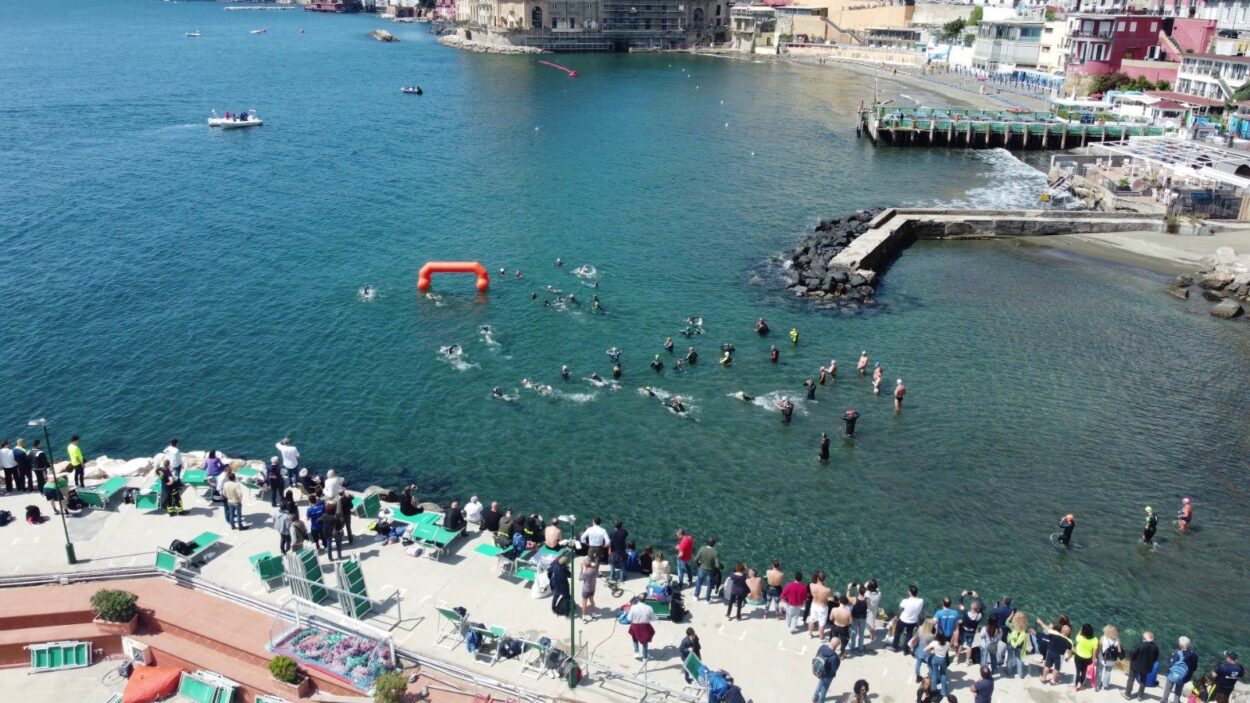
(859, 106), (1166, 150)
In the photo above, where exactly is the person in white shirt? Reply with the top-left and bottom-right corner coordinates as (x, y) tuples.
(0, 440), (17, 494)
(276, 438), (300, 485)
(464, 496), (483, 527)
(894, 584), (926, 655)
(216, 470), (231, 502)
(323, 469), (343, 501)
(580, 517), (610, 564)
(626, 597), (657, 660)
(164, 438), (183, 481)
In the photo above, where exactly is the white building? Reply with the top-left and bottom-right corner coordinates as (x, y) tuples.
(1176, 53), (1250, 101)
(1196, 0), (1250, 32)
(1038, 19), (1069, 73)
(972, 19), (1045, 72)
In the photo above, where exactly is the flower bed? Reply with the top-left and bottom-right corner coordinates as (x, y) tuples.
(271, 626), (391, 691)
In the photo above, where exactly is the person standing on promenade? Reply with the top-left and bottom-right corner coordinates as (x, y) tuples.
(289, 509), (308, 552)
(894, 379), (907, 412)
(812, 634), (840, 703)
(781, 572), (809, 633)
(1071, 623), (1099, 692)
(13, 439), (32, 492)
(1159, 636), (1198, 703)
(1039, 621), (1072, 685)
(336, 491), (354, 543)
(1096, 624), (1123, 691)
(30, 440), (50, 492)
(894, 585), (925, 654)
(580, 517), (609, 565)
(1210, 651), (1244, 703)
(693, 538), (721, 602)
(67, 434), (85, 488)
(830, 594), (853, 656)
(973, 665), (995, 703)
(924, 631), (952, 695)
(163, 438), (183, 482)
(320, 502), (343, 560)
(989, 597), (1014, 636)
(0, 440), (17, 494)
(848, 584), (870, 654)
(274, 504), (292, 555)
(265, 457), (284, 508)
(1006, 612), (1030, 678)
(674, 529), (694, 585)
(955, 601), (983, 664)
(865, 580), (882, 646)
(934, 597), (961, 647)
(725, 562), (749, 620)
(1123, 631), (1158, 699)
(609, 520), (629, 583)
(222, 472), (246, 531)
(808, 571), (832, 639)
(307, 496), (326, 550)
(579, 558), (597, 623)
(323, 469), (343, 502)
(764, 561), (785, 619)
(276, 437), (300, 487)
(679, 628), (701, 683)
(155, 460), (183, 516)
(626, 596), (656, 661)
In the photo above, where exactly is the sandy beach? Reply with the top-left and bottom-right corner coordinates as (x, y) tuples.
(1018, 227), (1250, 275)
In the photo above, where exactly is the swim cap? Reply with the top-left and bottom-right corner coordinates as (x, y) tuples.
(1064, 513), (1074, 521)
(1145, 506), (1152, 513)
(1183, 497), (1190, 504)
(270, 456), (279, 464)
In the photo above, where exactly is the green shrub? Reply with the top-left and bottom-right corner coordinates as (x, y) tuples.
(90, 589), (138, 623)
(268, 655), (300, 684)
(374, 671), (408, 703)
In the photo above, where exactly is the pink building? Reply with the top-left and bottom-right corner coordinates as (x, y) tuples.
(1066, 14), (1165, 76)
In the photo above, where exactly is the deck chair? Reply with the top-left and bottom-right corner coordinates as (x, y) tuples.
(157, 531), (223, 571)
(468, 623), (506, 666)
(434, 606), (468, 650)
(351, 492), (381, 519)
(79, 477), (129, 510)
(134, 483), (163, 512)
(682, 652), (707, 698)
(474, 543), (505, 558)
(518, 638), (553, 679)
(176, 671), (228, 703)
(254, 697), (291, 703)
(248, 552), (285, 591)
(103, 695), (123, 703)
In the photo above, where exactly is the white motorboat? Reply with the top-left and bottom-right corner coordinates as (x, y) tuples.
(186, 31), (202, 37)
(250, 28), (267, 34)
(208, 109), (264, 129)
(401, 86), (423, 95)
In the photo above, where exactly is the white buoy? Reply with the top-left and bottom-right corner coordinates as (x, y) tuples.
(724, 122), (729, 128)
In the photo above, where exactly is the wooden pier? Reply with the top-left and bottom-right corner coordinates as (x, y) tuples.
(858, 106), (1166, 150)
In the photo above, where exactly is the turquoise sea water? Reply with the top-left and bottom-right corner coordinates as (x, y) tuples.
(3, 0), (1248, 655)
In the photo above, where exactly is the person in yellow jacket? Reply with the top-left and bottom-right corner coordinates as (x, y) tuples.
(789, 327), (799, 345)
(67, 435), (85, 488)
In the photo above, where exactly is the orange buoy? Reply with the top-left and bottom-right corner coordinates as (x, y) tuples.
(417, 261), (490, 292)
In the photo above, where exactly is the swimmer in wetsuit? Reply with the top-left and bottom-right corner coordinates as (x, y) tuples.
(664, 336), (674, 353)
(592, 295), (602, 313)
(720, 350), (732, 366)
(789, 327), (799, 345)
(531, 292), (538, 300)
(732, 391), (753, 402)
(805, 379), (816, 401)
(561, 365), (571, 381)
(1058, 513), (1076, 547)
(686, 347), (698, 364)
(770, 345), (779, 363)
(842, 408), (859, 437)
(675, 359), (683, 372)
(670, 396), (686, 413)
(651, 355), (664, 371)
(778, 399), (794, 423)
(607, 347), (622, 364)
(819, 432), (830, 462)
(590, 372), (604, 383)
(613, 365), (622, 379)
(1142, 506), (1158, 545)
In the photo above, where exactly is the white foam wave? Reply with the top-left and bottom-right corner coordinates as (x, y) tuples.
(920, 149), (1080, 211)
(749, 390), (811, 416)
(437, 345), (478, 371)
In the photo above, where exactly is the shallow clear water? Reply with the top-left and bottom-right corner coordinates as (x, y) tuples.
(3, 0), (1248, 655)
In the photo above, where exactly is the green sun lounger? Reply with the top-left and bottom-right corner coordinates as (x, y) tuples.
(78, 477), (130, 510)
(474, 543), (504, 557)
(683, 652), (707, 697)
(468, 623), (506, 665)
(135, 483), (163, 512)
(389, 510), (439, 528)
(176, 670), (237, 703)
(249, 551), (285, 591)
(351, 492), (381, 519)
(434, 606), (467, 650)
(410, 522), (463, 559)
(156, 531), (223, 572)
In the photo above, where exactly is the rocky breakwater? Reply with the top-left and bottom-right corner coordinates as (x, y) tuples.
(1167, 246), (1250, 320)
(437, 31), (545, 54)
(781, 207), (885, 307)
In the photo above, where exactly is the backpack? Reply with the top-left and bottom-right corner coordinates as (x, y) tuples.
(24, 505), (43, 523)
(706, 671), (732, 700)
(169, 539), (195, 556)
(498, 638), (523, 659)
(0, 510), (12, 526)
(465, 628), (482, 653)
(1167, 656), (1189, 684)
(544, 648), (569, 671)
(812, 652), (831, 678)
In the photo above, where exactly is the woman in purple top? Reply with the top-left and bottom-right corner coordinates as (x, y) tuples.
(204, 450), (225, 499)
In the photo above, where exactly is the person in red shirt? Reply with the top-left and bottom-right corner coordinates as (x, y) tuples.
(675, 528), (695, 586)
(780, 572), (809, 633)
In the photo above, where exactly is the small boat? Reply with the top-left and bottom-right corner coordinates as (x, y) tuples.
(401, 86), (423, 95)
(208, 109), (264, 129)
(186, 31), (202, 37)
(251, 28), (267, 34)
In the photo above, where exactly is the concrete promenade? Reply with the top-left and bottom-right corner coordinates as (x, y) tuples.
(1, 479), (1229, 703)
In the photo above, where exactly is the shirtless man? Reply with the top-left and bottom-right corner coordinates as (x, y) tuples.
(808, 571), (833, 639)
(894, 379), (906, 412)
(1177, 497), (1193, 533)
(765, 560), (786, 619)
(829, 594), (854, 656)
(872, 363), (883, 395)
(828, 359), (838, 379)
(857, 351), (869, 376)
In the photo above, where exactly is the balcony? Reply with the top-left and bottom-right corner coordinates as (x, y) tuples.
(1069, 29), (1113, 39)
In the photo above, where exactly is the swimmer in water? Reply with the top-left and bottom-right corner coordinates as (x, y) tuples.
(819, 432), (830, 462)
(651, 354), (664, 372)
(681, 325), (695, 337)
(642, 386), (657, 397)
(543, 300), (551, 308)
(568, 294), (578, 305)
(789, 327), (799, 345)
(359, 285), (374, 300)
(893, 379), (906, 412)
(819, 366), (828, 385)
(872, 362), (883, 392)
(492, 387), (506, 400)
(592, 295), (602, 313)
(842, 408), (859, 436)
(805, 379), (816, 401)
(670, 396), (686, 413)
(1142, 506), (1158, 545)
(589, 372), (604, 383)
(499, 268), (506, 276)
(561, 365), (571, 381)
(778, 399), (794, 423)
(1177, 497), (1193, 533)
(720, 350), (732, 366)
(446, 344), (461, 355)
(516, 270), (522, 279)
(1058, 513), (1076, 547)
(674, 359), (683, 372)
(607, 347), (622, 364)
(857, 352), (869, 376)
(556, 258), (563, 267)
(686, 347), (698, 364)
(770, 345), (779, 363)
(531, 292), (538, 300)
(732, 391), (754, 402)
(828, 359), (838, 379)
(664, 336), (674, 353)
(613, 365), (622, 379)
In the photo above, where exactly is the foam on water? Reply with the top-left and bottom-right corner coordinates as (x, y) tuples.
(747, 390), (812, 416)
(437, 345), (478, 371)
(921, 149), (1080, 210)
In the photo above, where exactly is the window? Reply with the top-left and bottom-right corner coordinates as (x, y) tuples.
(551, 16), (557, 28)
(1117, 21), (1125, 31)
(716, 4), (721, 16)
(1129, 21), (1137, 32)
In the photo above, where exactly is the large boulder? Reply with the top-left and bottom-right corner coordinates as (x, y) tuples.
(848, 273), (866, 287)
(1173, 275), (1193, 288)
(1166, 286), (1189, 300)
(1201, 289), (1228, 302)
(832, 270), (849, 284)
(1200, 272), (1234, 290)
(1211, 299), (1243, 319)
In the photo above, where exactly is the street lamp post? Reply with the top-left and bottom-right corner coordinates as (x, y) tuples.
(28, 419), (76, 565)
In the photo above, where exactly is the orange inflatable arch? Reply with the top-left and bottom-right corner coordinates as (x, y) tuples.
(417, 261), (490, 292)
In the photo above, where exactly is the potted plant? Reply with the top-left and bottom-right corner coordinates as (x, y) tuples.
(268, 655), (314, 698)
(373, 670), (408, 703)
(90, 589), (139, 635)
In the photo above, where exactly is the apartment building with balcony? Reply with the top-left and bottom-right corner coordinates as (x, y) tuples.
(1066, 13), (1163, 75)
(1176, 52), (1250, 100)
(972, 19), (1045, 71)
